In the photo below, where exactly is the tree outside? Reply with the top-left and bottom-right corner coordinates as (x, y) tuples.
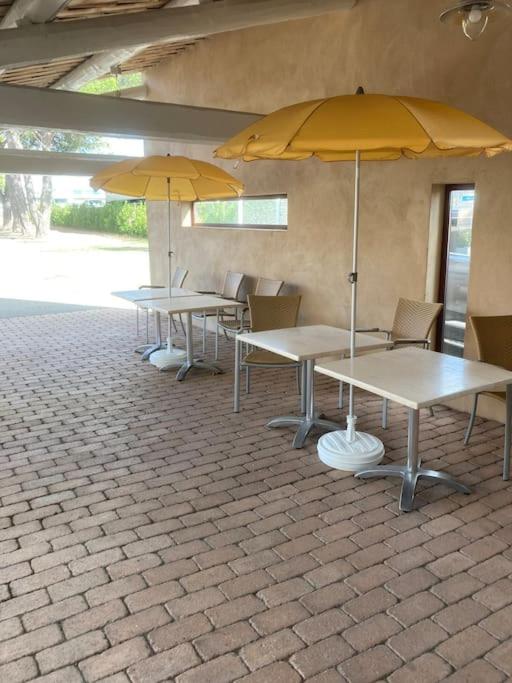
(0, 73), (143, 240)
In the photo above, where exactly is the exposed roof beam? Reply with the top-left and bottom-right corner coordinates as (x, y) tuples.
(0, 0), (71, 29)
(0, 148), (136, 176)
(53, 0), (179, 92)
(0, 84), (261, 143)
(0, 0), (357, 70)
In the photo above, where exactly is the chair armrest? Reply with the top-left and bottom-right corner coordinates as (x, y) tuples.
(357, 328), (392, 339)
(392, 338), (430, 347)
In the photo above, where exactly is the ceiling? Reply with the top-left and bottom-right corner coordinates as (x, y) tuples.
(0, 0), (210, 89)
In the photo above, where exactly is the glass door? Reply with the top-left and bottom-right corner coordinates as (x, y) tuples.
(437, 185), (475, 357)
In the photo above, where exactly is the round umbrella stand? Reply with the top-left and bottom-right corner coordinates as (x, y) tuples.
(149, 341), (187, 370)
(317, 426), (385, 471)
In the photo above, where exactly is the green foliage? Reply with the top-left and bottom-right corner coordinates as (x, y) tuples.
(194, 197), (288, 227)
(450, 228), (472, 251)
(80, 72), (143, 95)
(51, 201), (147, 237)
(0, 129), (103, 154)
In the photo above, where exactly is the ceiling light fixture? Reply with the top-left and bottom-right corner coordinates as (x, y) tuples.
(440, 1), (511, 40)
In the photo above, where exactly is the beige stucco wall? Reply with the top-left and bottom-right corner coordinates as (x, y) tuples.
(143, 0), (512, 422)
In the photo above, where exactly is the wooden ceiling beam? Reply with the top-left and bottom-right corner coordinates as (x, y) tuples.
(0, 83), (261, 144)
(0, 0), (357, 70)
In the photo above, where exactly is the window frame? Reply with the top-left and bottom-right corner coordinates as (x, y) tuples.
(191, 194), (288, 231)
(435, 183), (475, 354)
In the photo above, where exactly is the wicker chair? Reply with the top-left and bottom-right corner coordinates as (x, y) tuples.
(357, 298), (443, 428)
(193, 270), (246, 358)
(218, 277), (284, 338)
(242, 294), (302, 395)
(136, 266), (188, 342)
(464, 316), (512, 473)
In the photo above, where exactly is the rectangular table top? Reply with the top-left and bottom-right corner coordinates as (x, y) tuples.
(316, 346), (512, 409)
(237, 325), (390, 362)
(112, 288), (200, 302)
(138, 295), (245, 315)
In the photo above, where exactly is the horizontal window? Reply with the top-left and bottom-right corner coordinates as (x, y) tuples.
(192, 195), (287, 230)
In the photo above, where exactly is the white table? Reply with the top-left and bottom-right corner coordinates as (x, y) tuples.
(112, 288), (201, 357)
(316, 347), (512, 511)
(141, 295), (245, 380)
(112, 287), (200, 303)
(234, 325), (389, 448)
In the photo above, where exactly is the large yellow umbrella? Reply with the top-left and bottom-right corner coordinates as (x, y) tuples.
(216, 89), (512, 468)
(91, 154), (243, 368)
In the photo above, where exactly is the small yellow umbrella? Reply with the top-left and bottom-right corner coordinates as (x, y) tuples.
(216, 89), (512, 468)
(91, 157), (243, 293)
(91, 154), (243, 368)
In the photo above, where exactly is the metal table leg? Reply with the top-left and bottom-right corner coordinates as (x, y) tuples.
(356, 407), (471, 512)
(234, 337), (241, 413)
(138, 310), (164, 359)
(176, 312), (223, 381)
(267, 358), (342, 449)
(504, 384), (512, 480)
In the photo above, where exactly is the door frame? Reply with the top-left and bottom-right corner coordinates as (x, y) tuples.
(435, 183), (475, 352)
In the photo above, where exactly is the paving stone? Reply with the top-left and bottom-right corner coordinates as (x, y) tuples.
(2, 312), (512, 683)
(241, 629), (305, 671)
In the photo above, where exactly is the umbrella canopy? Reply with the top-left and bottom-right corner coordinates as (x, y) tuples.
(215, 93), (512, 161)
(215, 90), (512, 468)
(90, 155), (244, 200)
(90, 154), (243, 370)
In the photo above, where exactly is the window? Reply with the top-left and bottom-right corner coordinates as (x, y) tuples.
(192, 195), (287, 230)
(436, 185), (475, 357)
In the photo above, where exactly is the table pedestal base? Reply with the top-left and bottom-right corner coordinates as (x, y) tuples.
(176, 359), (223, 381)
(355, 408), (471, 512)
(136, 343), (163, 359)
(356, 464), (471, 512)
(268, 415), (342, 449)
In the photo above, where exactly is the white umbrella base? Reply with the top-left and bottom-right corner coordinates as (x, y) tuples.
(318, 429), (385, 472)
(149, 347), (187, 370)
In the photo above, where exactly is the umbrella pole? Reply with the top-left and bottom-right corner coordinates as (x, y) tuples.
(317, 149), (383, 469)
(167, 177), (172, 296)
(167, 177), (173, 352)
(347, 151), (360, 443)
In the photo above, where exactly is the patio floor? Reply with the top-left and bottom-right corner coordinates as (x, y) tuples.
(1, 308), (512, 683)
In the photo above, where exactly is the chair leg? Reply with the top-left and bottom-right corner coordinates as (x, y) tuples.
(146, 310), (150, 344)
(338, 382), (344, 410)
(172, 315), (178, 333)
(428, 406), (435, 418)
(464, 394), (479, 446)
(179, 314), (186, 336)
(214, 312), (219, 362)
(202, 315), (206, 355)
(296, 366), (301, 395)
(245, 366), (251, 394)
(382, 398), (389, 429)
(136, 306), (140, 337)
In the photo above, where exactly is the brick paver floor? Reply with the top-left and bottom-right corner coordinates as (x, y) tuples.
(1, 308), (512, 682)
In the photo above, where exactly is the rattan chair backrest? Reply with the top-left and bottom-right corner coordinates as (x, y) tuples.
(222, 271), (245, 300)
(254, 278), (284, 296)
(470, 315), (512, 371)
(391, 298), (443, 340)
(248, 295), (301, 333)
(171, 266), (188, 288)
